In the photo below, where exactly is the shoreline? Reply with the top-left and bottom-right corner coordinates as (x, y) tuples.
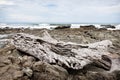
(0, 24), (120, 30)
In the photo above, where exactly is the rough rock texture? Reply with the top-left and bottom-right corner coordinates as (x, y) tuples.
(0, 44), (69, 80)
(11, 31), (112, 70)
(32, 61), (68, 80)
(0, 28), (120, 80)
(0, 44), (29, 80)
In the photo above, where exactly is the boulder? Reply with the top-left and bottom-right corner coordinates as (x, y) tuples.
(101, 25), (115, 28)
(0, 44), (29, 80)
(32, 61), (68, 80)
(54, 26), (70, 29)
(10, 31), (112, 70)
(80, 25), (97, 30)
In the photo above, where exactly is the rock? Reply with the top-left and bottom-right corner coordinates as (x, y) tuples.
(80, 25), (97, 30)
(20, 56), (35, 68)
(0, 64), (24, 80)
(0, 44), (30, 80)
(0, 29), (120, 80)
(92, 58), (111, 70)
(85, 71), (115, 80)
(10, 32), (112, 70)
(23, 67), (33, 77)
(113, 70), (120, 80)
(108, 54), (120, 72)
(13, 71), (24, 79)
(32, 61), (68, 80)
(54, 26), (70, 29)
(98, 28), (107, 30)
(101, 25), (115, 29)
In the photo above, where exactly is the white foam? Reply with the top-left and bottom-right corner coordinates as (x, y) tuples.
(0, 23), (120, 30)
(0, 34), (9, 39)
(71, 24), (81, 28)
(115, 24), (120, 30)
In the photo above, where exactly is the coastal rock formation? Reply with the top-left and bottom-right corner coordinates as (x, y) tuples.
(10, 31), (112, 70)
(101, 25), (115, 29)
(0, 44), (29, 80)
(54, 26), (70, 29)
(80, 25), (97, 30)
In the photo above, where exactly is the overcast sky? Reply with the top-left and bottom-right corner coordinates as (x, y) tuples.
(0, 0), (120, 23)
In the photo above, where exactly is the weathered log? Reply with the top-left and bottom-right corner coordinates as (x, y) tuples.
(10, 31), (112, 70)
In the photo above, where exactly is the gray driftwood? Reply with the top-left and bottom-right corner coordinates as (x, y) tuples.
(10, 31), (112, 69)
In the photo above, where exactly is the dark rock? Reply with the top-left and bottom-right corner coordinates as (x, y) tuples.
(54, 26), (70, 29)
(98, 28), (107, 30)
(80, 25), (97, 30)
(113, 70), (120, 80)
(92, 55), (112, 70)
(101, 25), (115, 28)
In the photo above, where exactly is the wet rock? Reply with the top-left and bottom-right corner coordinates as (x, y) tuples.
(80, 25), (97, 30)
(54, 26), (70, 29)
(101, 25), (115, 29)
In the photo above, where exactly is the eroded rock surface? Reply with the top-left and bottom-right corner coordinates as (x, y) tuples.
(10, 31), (112, 70)
(0, 29), (120, 80)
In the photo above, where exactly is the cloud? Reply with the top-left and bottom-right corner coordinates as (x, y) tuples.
(0, 0), (120, 23)
(45, 4), (57, 8)
(91, 4), (120, 14)
(9, 14), (36, 21)
(0, 0), (14, 5)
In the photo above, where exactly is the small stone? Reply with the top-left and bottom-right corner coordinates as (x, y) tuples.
(23, 67), (33, 77)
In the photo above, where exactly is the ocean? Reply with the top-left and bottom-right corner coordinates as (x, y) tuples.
(0, 23), (120, 30)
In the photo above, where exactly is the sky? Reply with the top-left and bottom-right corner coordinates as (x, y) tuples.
(0, 0), (120, 23)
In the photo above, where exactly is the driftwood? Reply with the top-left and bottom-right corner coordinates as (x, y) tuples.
(10, 31), (112, 69)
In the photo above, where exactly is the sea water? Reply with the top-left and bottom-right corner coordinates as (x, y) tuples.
(0, 23), (120, 30)
(0, 34), (9, 48)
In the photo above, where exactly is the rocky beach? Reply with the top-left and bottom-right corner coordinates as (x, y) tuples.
(0, 0), (120, 79)
(0, 27), (120, 80)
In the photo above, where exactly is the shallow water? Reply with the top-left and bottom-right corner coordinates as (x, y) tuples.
(0, 34), (9, 48)
(0, 34), (9, 39)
